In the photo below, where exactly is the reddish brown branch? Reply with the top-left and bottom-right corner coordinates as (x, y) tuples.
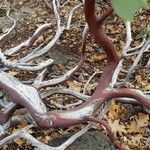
(104, 88), (150, 109)
(97, 8), (113, 24)
(83, 0), (120, 102)
(84, 0), (120, 63)
(86, 116), (122, 150)
(115, 98), (140, 105)
(92, 88), (150, 116)
(0, 0), (120, 128)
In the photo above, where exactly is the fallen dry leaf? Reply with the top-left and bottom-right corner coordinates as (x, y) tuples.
(91, 54), (107, 62)
(12, 120), (28, 133)
(107, 101), (126, 120)
(108, 119), (127, 136)
(67, 80), (82, 91)
(14, 138), (25, 146)
(125, 113), (149, 133)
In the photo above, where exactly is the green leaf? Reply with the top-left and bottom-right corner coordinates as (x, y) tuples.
(112, 0), (149, 21)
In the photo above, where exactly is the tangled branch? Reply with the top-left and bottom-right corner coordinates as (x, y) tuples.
(0, 0), (149, 149)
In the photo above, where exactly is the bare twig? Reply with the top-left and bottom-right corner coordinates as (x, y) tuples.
(66, 3), (82, 30)
(18, 1), (82, 63)
(41, 87), (89, 100)
(0, 50), (54, 71)
(35, 55), (85, 88)
(0, 7), (17, 41)
(124, 38), (150, 82)
(4, 23), (54, 56)
(83, 71), (101, 94)
(127, 37), (146, 52)
(110, 21), (132, 87)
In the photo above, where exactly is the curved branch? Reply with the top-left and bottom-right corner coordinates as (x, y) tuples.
(34, 21), (88, 88)
(104, 88), (150, 109)
(0, 50), (54, 71)
(0, 7), (17, 41)
(4, 23), (54, 56)
(41, 87), (89, 100)
(86, 116), (122, 150)
(83, 0), (120, 101)
(36, 54), (85, 88)
(84, 0), (120, 63)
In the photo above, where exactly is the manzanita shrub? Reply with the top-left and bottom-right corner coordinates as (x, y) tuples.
(0, 0), (149, 149)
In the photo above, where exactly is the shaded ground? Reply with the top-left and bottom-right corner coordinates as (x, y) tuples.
(50, 131), (115, 150)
